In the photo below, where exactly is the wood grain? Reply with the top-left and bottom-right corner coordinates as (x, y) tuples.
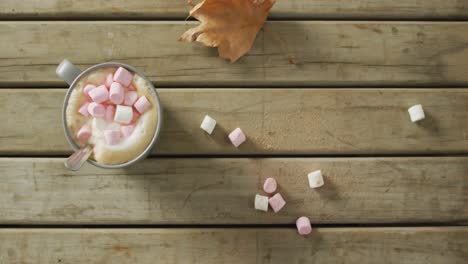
(0, 228), (467, 263)
(0, 157), (466, 224)
(1, 89), (468, 155)
(2, 22), (468, 87)
(1, 0), (468, 19)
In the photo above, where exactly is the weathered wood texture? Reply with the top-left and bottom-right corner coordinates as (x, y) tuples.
(0, 157), (466, 224)
(2, 22), (468, 87)
(1, 0), (468, 19)
(1, 89), (468, 155)
(0, 228), (467, 264)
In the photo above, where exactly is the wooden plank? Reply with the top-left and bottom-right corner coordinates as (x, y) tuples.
(2, 89), (468, 155)
(0, 157), (466, 224)
(1, 0), (468, 20)
(2, 22), (468, 87)
(0, 228), (467, 263)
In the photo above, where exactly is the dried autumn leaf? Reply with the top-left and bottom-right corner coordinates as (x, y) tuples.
(179, 0), (276, 63)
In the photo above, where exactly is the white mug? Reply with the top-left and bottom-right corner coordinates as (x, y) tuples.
(56, 59), (163, 169)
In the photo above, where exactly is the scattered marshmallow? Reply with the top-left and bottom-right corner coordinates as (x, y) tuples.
(254, 194), (269, 212)
(200, 115), (217, 134)
(105, 73), (113, 88)
(228, 128), (246, 147)
(308, 170), (324, 188)
(134, 96), (151, 114)
(269, 193), (286, 213)
(109, 82), (125, 104)
(77, 125), (91, 142)
(121, 125), (135, 138)
(104, 130), (121, 145)
(124, 91), (138, 106)
(105, 105), (115, 123)
(263, 177), (277, 194)
(113, 67), (133, 87)
(87, 102), (105, 117)
(408, 104), (425, 122)
(296, 216), (312, 235)
(78, 102), (90, 117)
(114, 105), (133, 124)
(88, 85), (109, 103)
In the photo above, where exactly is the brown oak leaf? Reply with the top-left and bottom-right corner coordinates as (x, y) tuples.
(179, 0), (276, 63)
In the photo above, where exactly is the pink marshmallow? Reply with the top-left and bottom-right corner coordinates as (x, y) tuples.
(104, 130), (121, 145)
(109, 82), (125, 104)
(296, 216), (312, 236)
(78, 102), (90, 117)
(269, 193), (286, 213)
(134, 96), (151, 114)
(83, 84), (96, 100)
(105, 105), (115, 122)
(88, 85), (109, 103)
(124, 91), (138, 106)
(228, 128), (246, 147)
(87, 102), (105, 117)
(131, 110), (141, 124)
(77, 125), (91, 142)
(113, 67), (133, 87)
(263, 177), (277, 194)
(105, 73), (113, 88)
(121, 125), (135, 138)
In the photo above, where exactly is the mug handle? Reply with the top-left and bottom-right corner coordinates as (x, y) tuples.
(56, 59), (82, 85)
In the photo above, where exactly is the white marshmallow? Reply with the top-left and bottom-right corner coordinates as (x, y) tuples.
(114, 105), (133, 124)
(308, 170), (324, 188)
(408, 104), (425, 122)
(200, 115), (216, 134)
(106, 122), (121, 132)
(254, 194), (269, 212)
(92, 117), (107, 133)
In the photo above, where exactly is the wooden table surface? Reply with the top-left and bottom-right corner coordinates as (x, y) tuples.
(0, 1), (467, 263)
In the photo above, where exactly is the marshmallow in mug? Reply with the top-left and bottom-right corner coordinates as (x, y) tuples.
(109, 82), (125, 104)
(104, 130), (121, 145)
(77, 125), (92, 142)
(78, 102), (90, 117)
(134, 96), (152, 114)
(121, 125), (135, 138)
(74, 67), (153, 146)
(124, 91), (139, 106)
(88, 102), (105, 117)
(88, 85), (109, 103)
(114, 105), (134, 124)
(113, 67), (134, 87)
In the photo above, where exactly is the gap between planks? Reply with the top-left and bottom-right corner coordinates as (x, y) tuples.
(1, 0), (468, 20)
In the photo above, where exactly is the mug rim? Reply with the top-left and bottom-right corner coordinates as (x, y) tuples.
(62, 62), (163, 169)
